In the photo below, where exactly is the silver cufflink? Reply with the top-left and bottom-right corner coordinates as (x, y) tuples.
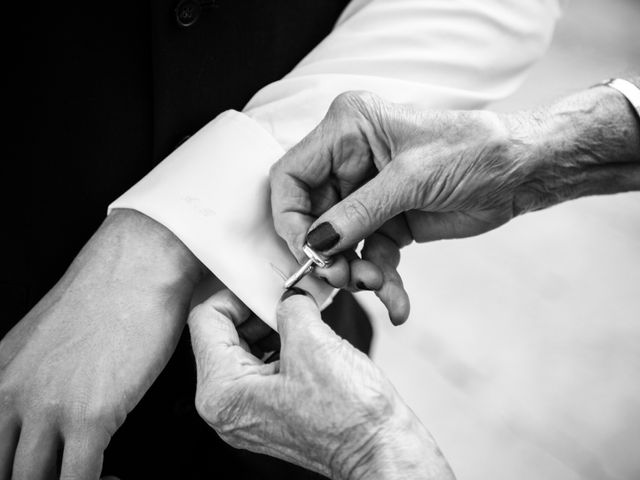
(283, 243), (332, 289)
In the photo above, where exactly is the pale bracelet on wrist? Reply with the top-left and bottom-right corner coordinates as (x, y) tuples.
(600, 78), (640, 122)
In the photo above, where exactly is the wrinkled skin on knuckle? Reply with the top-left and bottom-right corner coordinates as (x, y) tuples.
(195, 383), (225, 427)
(207, 386), (288, 456)
(329, 91), (380, 118)
(327, 91), (391, 169)
(187, 308), (207, 343)
(268, 161), (281, 183)
(197, 384), (255, 440)
(326, 92), (365, 139)
(343, 197), (376, 229)
(188, 302), (207, 322)
(408, 110), (520, 214)
(329, 113), (374, 168)
(385, 153), (425, 211)
(380, 103), (428, 156)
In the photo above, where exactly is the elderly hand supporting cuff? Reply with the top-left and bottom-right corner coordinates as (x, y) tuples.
(188, 288), (454, 480)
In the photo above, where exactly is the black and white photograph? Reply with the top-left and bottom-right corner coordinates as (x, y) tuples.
(3, 0), (639, 478)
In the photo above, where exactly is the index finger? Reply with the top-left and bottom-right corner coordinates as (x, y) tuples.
(188, 290), (266, 380)
(269, 125), (334, 262)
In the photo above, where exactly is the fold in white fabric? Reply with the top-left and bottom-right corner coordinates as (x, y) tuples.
(110, 112), (335, 329)
(110, 0), (561, 326)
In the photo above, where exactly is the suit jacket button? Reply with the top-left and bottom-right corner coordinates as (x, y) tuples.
(175, 0), (201, 27)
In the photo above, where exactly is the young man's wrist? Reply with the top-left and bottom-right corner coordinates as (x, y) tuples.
(86, 209), (205, 291)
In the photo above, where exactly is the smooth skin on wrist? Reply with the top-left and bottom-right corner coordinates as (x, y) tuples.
(0, 209), (206, 479)
(105, 208), (205, 289)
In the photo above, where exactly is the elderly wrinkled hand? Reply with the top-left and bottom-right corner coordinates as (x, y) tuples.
(269, 86), (639, 324)
(269, 92), (522, 324)
(188, 288), (454, 480)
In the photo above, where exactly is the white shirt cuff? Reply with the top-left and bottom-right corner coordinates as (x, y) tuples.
(109, 110), (335, 330)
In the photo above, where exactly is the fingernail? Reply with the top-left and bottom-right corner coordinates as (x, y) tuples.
(281, 287), (311, 301)
(306, 222), (340, 252)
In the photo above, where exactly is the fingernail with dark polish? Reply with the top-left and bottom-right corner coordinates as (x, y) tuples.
(306, 222), (340, 252)
(281, 287), (310, 301)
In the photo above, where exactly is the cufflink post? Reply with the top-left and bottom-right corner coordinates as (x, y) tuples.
(283, 244), (332, 289)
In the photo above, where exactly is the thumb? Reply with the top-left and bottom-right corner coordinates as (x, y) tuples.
(305, 163), (412, 255)
(276, 288), (337, 353)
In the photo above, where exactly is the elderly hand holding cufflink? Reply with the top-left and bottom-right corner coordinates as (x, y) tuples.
(270, 79), (640, 324)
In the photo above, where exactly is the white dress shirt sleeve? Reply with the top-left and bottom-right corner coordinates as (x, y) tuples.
(109, 0), (561, 328)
